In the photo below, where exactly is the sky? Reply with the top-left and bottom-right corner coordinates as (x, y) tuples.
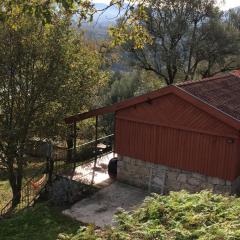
(93, 0), (240, 10)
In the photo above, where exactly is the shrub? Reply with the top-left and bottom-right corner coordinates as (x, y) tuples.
(65, 191), (240, 240)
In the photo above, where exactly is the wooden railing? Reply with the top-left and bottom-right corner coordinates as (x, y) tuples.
(0, 134), (114, 218)
(53, 134), (114, 175)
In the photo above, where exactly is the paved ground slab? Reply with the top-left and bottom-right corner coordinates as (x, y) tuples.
(72, 153), (114, 187)
(63, 182), (148, 227)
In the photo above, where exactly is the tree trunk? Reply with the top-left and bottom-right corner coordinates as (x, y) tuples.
(11, 185), (21, 208)
(185, 20), (198, 81)
(9, 169), (23, 208)
(7, 155), (23, 209)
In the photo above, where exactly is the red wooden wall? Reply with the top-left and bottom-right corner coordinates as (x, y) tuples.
(115, 93), (240, 181)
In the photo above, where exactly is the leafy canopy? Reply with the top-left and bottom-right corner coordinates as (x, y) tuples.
(0, 0), (95, 25)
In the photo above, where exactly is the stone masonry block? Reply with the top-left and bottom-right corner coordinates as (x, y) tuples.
(207, 176), (226, 186)
(199, 182), (214, 190)
(167, 171), (179, 181)
(177, 173), (187, 183)
(226, 181), (232, 186)
(192, 173), (207, 182)
(214, 185), (232, 194)
(155, 164), (167, 171)
(181, 183), (201, 193)
(152, 176), (164, 186)
(187, 177), (202, 186)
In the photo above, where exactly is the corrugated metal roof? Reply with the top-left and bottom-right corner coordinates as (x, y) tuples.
(179, 72), (240, 121)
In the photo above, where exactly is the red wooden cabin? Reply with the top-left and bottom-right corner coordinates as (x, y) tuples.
(65, 70), (240, 194)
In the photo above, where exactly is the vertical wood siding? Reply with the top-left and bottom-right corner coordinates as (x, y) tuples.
(115, 119), (239, 180)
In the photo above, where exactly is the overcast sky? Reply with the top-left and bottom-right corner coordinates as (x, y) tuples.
(93, 0), (240, 10)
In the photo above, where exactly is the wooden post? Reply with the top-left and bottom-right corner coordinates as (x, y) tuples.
(91, 115), (98, 184)
(95, 115), (99, 159)
(73, 121), (77, 168)
(66, 124), (74, 163)
(47, 142), (53, 185)
(113, 113), (116, 158)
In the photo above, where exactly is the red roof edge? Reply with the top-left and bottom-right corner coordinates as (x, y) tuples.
(65, 84), (240, 130)
(230, 69), (240, 78)
(177, 73), (231, 87)
(64, 85), (174, 124)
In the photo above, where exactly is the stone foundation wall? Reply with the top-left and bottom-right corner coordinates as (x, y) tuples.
(117, 155), (240, 195)
(44, 176), (94, 206)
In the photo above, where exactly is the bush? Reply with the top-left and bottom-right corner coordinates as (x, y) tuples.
(65, 191), (240, 240)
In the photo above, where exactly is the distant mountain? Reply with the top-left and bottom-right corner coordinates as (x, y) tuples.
(93, 3), (122, 26)
(232, 6), (240, 10)
(74, 3), (125, 40)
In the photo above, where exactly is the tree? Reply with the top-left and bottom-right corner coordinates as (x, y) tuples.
(33, 35), (109, 141)
(110, 0), (240, 85)
(196, 13), (240, 77)
(102, 70), (163, 105)
(0, 16), (65, 207)
(227, 8), (240, 31)
(0, 9), (108, 207)
(0, 0), (95, 25)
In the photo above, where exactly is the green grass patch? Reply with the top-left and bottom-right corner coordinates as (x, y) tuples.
(0, 204), (81, 240)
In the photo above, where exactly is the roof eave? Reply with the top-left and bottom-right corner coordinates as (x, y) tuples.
(64, 85), (175, 124)
(65, 85), (240, 131)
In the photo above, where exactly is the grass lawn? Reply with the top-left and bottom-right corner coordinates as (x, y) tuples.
(0, 157), (46, 209)
(0, 203), (81, 240)
(0, 180), (12, 209)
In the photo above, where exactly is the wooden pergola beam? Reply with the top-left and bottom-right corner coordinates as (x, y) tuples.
(91, 116), (99, 184)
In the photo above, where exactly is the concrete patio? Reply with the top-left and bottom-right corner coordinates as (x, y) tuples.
(62, 181), (148, 227)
